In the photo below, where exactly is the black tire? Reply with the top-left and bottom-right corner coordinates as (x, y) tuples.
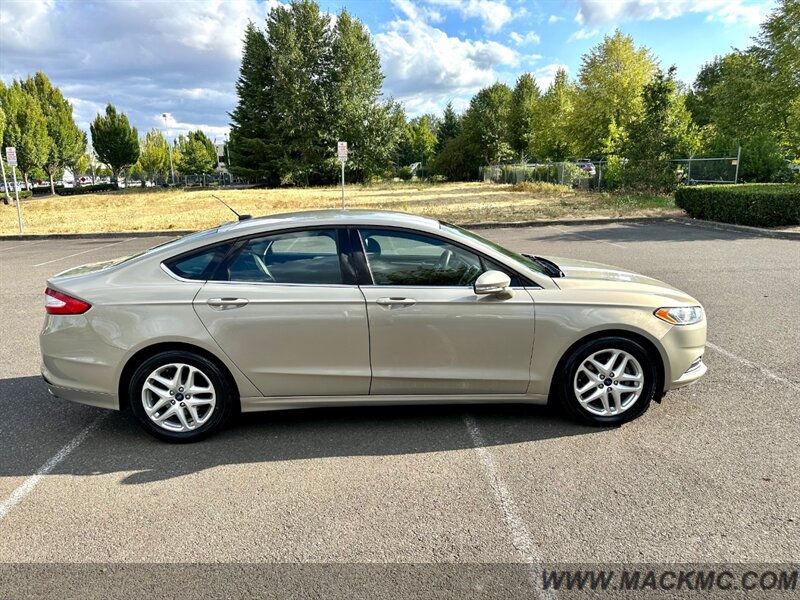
(558, 336), (658, 426)
(128, 350), (235, 443)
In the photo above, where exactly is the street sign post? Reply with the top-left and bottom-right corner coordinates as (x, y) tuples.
(337, 142), (348, 209)
(5, 147), (23, 233)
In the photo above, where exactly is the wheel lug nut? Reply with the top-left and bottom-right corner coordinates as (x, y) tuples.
(169, 390), (174, 395)
(178, 387), (184, 392)
(185, 394), (191, 399)
(171, 400), (175, 405)
(599, 385), (604, 389)
(180, 402), (185, 407)
(614, 381), (618, 385)
(610, 372), (615, 377)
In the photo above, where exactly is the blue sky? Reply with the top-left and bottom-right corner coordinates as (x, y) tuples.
(0, 0), (774, 142)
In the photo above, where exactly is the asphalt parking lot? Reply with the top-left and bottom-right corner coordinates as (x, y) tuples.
(0, 220), (798, 597)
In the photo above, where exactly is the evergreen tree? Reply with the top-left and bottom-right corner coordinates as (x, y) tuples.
(229, 1), (402, 184)
(228, 21), (272, 179)
(436, 102), (461, 155)
(90, 104), (139, 185)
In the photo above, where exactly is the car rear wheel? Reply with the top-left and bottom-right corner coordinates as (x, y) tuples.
(129, 351), (234, 442)
(559, 337), (658, 426)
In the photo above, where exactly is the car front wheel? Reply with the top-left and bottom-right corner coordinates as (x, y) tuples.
(559, 337), (658, 426)
(129, 351), (234, 442)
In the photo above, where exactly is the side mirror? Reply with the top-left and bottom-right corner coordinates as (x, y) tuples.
(473, 270), (513, 298)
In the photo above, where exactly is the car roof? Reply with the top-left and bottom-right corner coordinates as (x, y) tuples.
(217, 209), (443, 235)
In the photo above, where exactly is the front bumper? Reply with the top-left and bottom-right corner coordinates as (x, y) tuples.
(660, 318), (708, 391)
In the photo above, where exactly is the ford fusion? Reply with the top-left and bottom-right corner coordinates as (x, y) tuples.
(40, 211), (707, 442)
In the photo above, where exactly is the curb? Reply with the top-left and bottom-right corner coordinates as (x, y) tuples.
(0, 230), (194, 241)
(0, 216), (675, 241)
(462, 216), (674, 230)
(669, 217), (800, 241)
(1, 215), (798, 241)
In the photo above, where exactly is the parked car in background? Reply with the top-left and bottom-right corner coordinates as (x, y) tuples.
(576, 159), (596, 176)
(40, 210), (707, 442)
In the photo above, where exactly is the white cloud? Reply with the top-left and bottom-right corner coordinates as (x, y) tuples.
(375, 18), (517, 114)
(392, 0), (444, 23)
(426, 0), (514, 32)
(527, 54), (543, 63)
(0, 0), (56, 51)
(533, 63), (569, 90)
(548, 15), (564, 24)
(509, 31), (541, 45)
(568, 27), (600, 42)
(574, 0), (766, 27)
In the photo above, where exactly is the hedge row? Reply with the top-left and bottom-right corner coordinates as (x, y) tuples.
(675, 184), (800, 228)
(56, 183), (116, 196)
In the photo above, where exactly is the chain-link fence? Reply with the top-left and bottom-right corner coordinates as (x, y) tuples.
(481, 150), (742, 191)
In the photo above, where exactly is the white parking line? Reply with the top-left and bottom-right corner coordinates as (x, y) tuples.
(34, 239), (131, 267)
(706, 341), (800, 391)
(0, 240), (48, 252)
(0, 414), (107, 522)
(463, 414), (555, 600)
(549, 225), (626, 249)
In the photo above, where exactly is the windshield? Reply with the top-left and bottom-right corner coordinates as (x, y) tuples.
(440, 222), (548, 275)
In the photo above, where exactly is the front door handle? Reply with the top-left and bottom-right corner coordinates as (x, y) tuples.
(376, 297), (417, 307)
(207, 297), (249, 310)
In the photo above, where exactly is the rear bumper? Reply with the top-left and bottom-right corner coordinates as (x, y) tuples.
(41, 368), (120, 410)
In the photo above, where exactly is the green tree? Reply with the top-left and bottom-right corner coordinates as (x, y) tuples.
(753, 0), (799, 151)
(90, 104), (139, 185)
(0, 103), (7, 203)
(462, 83), (514, 172)
(532, 69), (576, 161)
(625, 67), (699, 160)
(229, 1), (401, 184)
(509, 73), (541, 162)
(175, 133), (215, 177)
(685, 57), (725, 127)
(228, 21), (272, 179)
(21, 72), (86, 194)
(0, 82), (50, 189)
(436, 102), (461, 155)
(623, 66), (700, 191)
(137, 129), (171, 184)
(572, 30), (657, 156)
(188, 130), (218, 169)
(406, 115), (438, 177)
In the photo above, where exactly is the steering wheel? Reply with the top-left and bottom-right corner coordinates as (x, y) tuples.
(435, 249), (454, 271)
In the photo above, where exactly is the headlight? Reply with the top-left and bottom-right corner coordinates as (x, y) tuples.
(654, 306), (704, 325)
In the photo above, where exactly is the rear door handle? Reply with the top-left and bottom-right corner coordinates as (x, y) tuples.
(376, 297), (416, 307)
(207, 297), (249, 310)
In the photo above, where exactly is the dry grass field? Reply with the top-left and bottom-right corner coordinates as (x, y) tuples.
(0, 181), (679, 235)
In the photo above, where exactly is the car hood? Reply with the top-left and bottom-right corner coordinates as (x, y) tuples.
(541, 256), (699, 304)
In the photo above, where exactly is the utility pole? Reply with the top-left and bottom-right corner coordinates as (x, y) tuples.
(163, 113), (175, 185)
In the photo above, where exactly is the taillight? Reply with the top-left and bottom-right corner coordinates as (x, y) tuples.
(45, 288), (91, 315)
